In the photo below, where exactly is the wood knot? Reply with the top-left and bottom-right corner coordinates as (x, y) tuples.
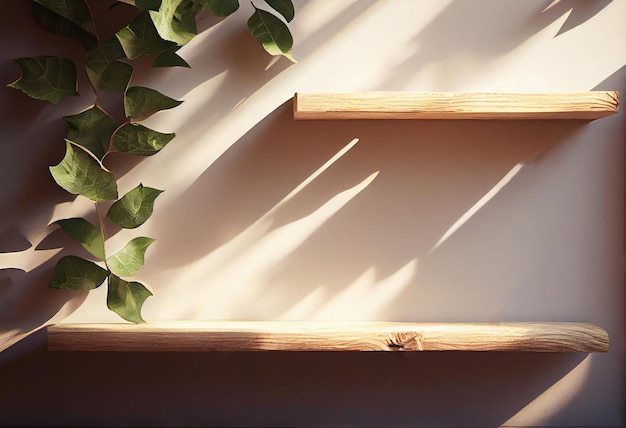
(387, 332), (423, 351)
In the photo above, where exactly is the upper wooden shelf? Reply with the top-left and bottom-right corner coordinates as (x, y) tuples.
(293, 92), (619, 120)
(47, 321), (609, 353)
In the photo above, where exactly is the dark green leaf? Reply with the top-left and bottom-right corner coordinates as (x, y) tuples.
(107, 237), (156, 277)
(107, 274), (152, 323)
(8, 56), (77, 104)
(149, 0), (198, 45)
(116, 11), (176, 59)
(55, 218), (105, 260)
(112, 123), (175, 156)
(265, 0), (294, 22)
(87, 60), (133, 93)
(153, 45), (190, 67)
(34, 0), (94, 33)
(50, 141), (118, 201)
(86, 37), (133, 93)
(107, 184), (163, 229)
(124, 86), (182, 118)
(31, 2), (97, 50)
(197, 0), (238, 16)
(50, 255), (109, 290)
(131, 0), (162, 10)
(247, 6), (295, 62)
(64, 105), (119, 159)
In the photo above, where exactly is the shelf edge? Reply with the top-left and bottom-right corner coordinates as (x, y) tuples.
(47, 321), (609, 353)
(293, 92), (619, 120)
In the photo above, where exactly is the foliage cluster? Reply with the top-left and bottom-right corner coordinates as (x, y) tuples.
(8, 0), (296, 322)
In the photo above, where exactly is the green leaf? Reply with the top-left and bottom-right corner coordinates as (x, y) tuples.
(107, 274), (152, 323)
(55, 218), (105, 260)
(124, 86), (182, 118)
(247, 6), (296, 62)
(153, 45), (190, 67)
(50, 141), (118, 201)
(50, 255), (109, 290)
(265, 0), (294, 22)
(107, 237), (156, 277)
(31, 2), (98, 50)
(107, 184), (163, 229)
(116, 11), (176, 59)
(198, 0), (238, 16)
(112, 123), (175, 156)
(137, 0), (163, 10)
(33, 0), (94, 33)
(86, 37), (133, 93)
(64, 105), (119, 159)
(149, 0), (198, 45)
(8, 56), (78, 104)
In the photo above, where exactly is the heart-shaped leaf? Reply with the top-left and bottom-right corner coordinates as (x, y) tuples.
(116, 11), (176, 59)
(50, 255), (109, 290)
(50, 141), (118, 201)
(31, 2), (97, 50)
(247, 6), (295, 62)
(86, 37), (133, 93)
(8, 56), (78, 104)
(64, 105), (119, 159)
(55, 218), (105, 260)
(112, 123), (175, 156)
(107, 274), (152, 323)
(124, 86), (182, 118)
(107, 237), (156, 277)
(107, 184), (163, 229)
(198, 0), (239, 16)
(34, 0), (94, 33)
(149, 0), (198, 45)
(265, 0), (294, 22)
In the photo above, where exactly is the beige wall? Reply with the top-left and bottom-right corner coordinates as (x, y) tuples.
(0, 0), (624, 426)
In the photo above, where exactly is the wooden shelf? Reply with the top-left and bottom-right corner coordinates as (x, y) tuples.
(47, 321), (609, 353)
(293, 92), (619, 120)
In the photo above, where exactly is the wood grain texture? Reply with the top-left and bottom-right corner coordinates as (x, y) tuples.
(47, 321), (609, 353)
(293, 92), (619, 120)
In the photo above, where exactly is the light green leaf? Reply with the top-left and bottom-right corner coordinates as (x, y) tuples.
(124, 86), (183, 118)
(107, 184), (163, 229)
(55, 218), (105, 260)
(265, 0), (294, 22)
(107, 274), (152, 323)
(31, 2), (97, 50)
(153, 45), (190, 67)
(247, 6), (296, 62)
(198, 0), (238, 16)
(64, 105), (119, 159)
(34, 0), (94, 33)
(116, 11), (176, 59)
(50, 141), (118, 201)
(112, 123), (175, 156)
(86, 37), (133, 93)
(8, 56), (78, 104)
(107, 237), (156, 277)
(149, 0), (198, 45)
(50, 255), (109, 290)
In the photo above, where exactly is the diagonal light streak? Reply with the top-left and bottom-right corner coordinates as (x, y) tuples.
(431, 163), (524, 252)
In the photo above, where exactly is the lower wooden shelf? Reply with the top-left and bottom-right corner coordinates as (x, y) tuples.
(46, 321), (609, 353)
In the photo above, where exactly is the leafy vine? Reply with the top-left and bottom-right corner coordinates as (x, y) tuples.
(8, 0), (296, 322)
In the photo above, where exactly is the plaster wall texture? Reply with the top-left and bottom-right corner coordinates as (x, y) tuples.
(0, 0), (624, 426)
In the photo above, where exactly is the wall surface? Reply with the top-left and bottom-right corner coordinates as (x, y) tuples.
(0, 0), (625, 426)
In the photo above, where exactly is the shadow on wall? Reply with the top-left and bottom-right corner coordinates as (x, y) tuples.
(147, 101), (586, 320)
(374, 0), (613, 90)
(0, 330), (587, 428)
